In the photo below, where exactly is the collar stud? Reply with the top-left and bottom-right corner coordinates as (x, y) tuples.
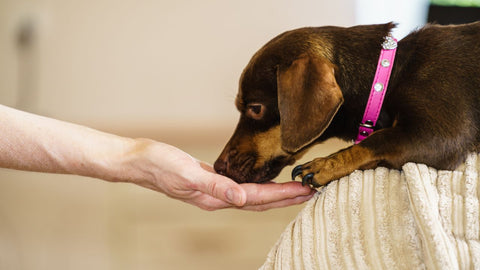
(381, 59), (391, 67)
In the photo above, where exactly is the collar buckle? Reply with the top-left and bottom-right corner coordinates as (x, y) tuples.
(359, 120), (374, 129)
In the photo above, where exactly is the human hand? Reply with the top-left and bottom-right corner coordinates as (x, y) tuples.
(127, 140), (315, 211)
(0, 105), (314, 211)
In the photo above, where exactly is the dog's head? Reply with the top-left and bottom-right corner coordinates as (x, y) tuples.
(214, 28), (344, 183)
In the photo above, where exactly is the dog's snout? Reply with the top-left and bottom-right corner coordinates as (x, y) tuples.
(214, 158), (228, 175)
(214, 148), (239, 176)
(213, 146), (238, 175)
(214, 149), (232, 175)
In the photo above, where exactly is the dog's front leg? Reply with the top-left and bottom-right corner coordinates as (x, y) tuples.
(292, 126), (429, 187)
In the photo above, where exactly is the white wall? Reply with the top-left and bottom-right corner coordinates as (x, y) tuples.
(355, 0), (429, 38)
(0, 0), (355, 131)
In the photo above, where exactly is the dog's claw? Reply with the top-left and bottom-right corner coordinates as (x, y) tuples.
(291, 165), (303, 180)
(302, 173), (314, 186)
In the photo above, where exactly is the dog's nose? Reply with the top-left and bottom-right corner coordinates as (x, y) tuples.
(214, 158), (228, 175)
(215, 148), (236, 176)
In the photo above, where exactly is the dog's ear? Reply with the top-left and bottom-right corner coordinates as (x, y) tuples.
(277, 55), (344, 153)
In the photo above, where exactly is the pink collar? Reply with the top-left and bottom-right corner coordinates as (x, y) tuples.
(355, 35), (398, 144)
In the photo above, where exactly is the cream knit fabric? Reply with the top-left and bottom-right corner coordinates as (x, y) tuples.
(260, 153), (480, 270)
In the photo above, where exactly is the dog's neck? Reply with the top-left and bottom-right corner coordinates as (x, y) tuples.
(319, 23), (408, 142)
(332, 24), (396, 100)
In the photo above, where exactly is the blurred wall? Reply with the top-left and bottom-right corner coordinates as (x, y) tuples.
(0, 0), (355, 134)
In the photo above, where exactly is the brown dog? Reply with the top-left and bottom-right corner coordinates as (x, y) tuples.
(214, 22), (480, 187)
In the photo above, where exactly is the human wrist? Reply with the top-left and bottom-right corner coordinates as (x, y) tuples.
(78, 135), (142, 183)
(104, 137), (159, 184)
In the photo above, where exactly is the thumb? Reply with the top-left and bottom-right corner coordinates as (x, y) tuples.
(198, 172), (247, 206)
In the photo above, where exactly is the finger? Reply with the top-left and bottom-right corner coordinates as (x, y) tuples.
(190, 190), (314, 212)
(195, 172), (247, 207)
(241, 181), (314, 206)
(183, 193), (234, 211)
(239, 193), (315, 211)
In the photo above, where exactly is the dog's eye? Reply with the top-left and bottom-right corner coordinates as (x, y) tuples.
(246, 103), (265, 120)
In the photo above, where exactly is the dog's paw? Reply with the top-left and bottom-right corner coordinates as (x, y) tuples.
(291, 158), (338, 188)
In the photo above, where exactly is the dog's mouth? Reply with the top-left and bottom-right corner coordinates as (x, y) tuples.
(215, 154), (295, 184)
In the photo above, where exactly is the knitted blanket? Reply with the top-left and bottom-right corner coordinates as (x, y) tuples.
(260, 153), (480, 270)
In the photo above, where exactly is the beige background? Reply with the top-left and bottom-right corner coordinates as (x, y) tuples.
(0, 1), (356, 269)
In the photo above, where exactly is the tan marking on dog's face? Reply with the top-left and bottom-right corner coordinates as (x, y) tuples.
(252, 125), (309, 169)
(252, 126), (286, 169)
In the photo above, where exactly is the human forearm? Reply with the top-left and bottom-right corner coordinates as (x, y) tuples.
(0, 104), (135, 181)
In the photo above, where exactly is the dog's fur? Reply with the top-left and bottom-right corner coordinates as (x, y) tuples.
(214, 22), (480, 187)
